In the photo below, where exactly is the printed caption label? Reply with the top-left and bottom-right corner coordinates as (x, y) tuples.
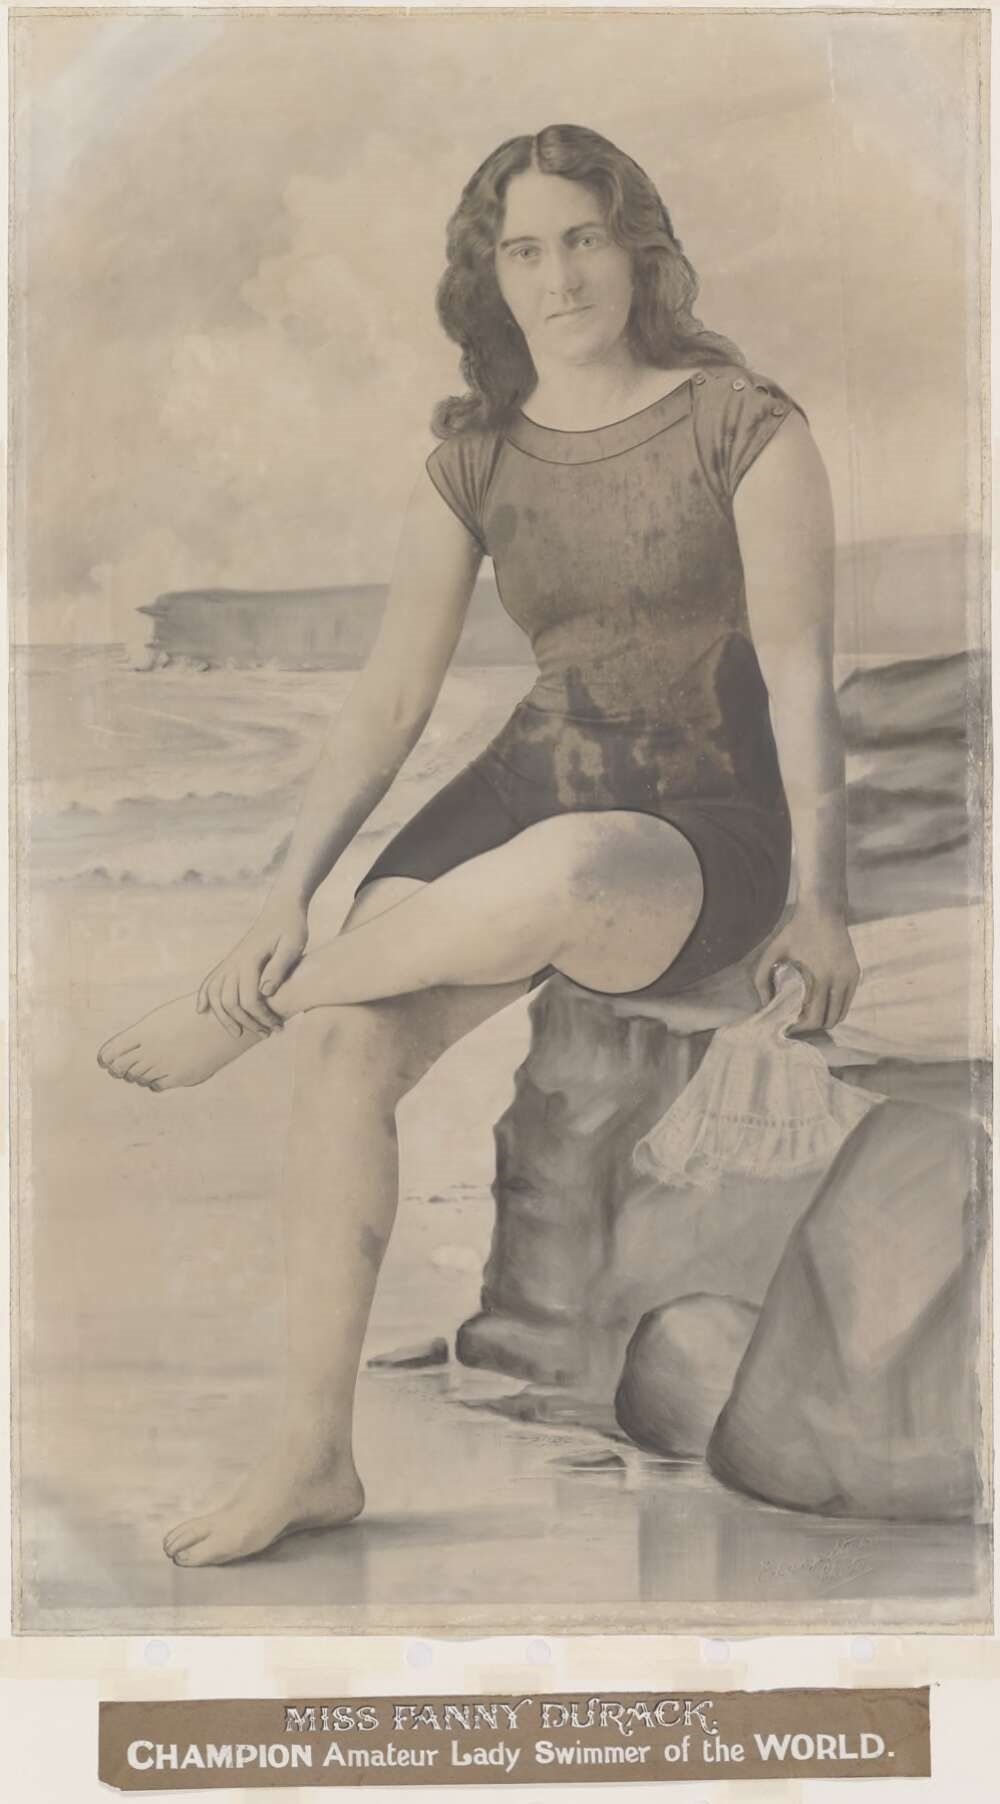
(99, 1687), (930, 1788)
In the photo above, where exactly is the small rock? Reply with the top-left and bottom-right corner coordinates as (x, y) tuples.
(367, 1337), (449, 1371)
(615, 1294), (760, 1458)
(549, 1451), (626, 1472)
(461, 1386), (623, 1439)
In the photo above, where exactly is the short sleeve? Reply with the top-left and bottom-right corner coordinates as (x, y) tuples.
(425, 429), (504, 554)
(693, 369), (810, 511)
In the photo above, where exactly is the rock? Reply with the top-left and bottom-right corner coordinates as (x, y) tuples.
(615, 1295), (761, 1458)
(127, 644), (160, 672)
(549, 1452), (627, 1472)
(707, 1101), (988, 1521)
(456, 979), (714, 1389)
(456, 651), (984, 1459)
(460, 1385), (623, 1439)
(837, 650), (974, 748)
(367, 1337), (449, 1371)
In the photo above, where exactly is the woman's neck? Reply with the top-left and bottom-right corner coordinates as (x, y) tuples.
(521, 353), (691, 431)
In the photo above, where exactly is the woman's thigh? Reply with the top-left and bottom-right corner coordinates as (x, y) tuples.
(350, 812), (703, 1000)
(521, 809), (704, 995)
(537, 811), (700, 995)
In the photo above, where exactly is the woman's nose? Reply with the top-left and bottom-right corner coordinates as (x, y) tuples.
(545, 249), (581, 294)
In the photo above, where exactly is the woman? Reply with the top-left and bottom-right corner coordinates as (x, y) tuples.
(97, 124), (859, 1566)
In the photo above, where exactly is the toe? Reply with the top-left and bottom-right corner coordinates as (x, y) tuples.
(99, 1035), (139, 1069)
(164, 1516), (205, 1552)
(173, 1539), (220, 1567)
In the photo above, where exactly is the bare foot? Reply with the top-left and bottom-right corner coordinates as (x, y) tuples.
(163, 1444), (365, 1566)
(97, 995), (273, 1090)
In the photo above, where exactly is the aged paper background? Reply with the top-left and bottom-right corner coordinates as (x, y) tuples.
(3, 0), (998, 1792)
(8, 0), (990, 1627)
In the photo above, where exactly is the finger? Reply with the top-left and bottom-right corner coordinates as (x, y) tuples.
(214, 978), (245, 1039)
(197, 966), (224, 1015)
(237, 980), (282, 1034)
(795, 980), (830, 1035)
(824, 983), (850, 1030)
(230, 1005), (266, 1037)
(207, 995), (239, 1037)
(222, 984), (264, 1038)
(204, 982), (234, 1037)
(260, 938), (303, 997)
(752, 950), (780, 1006)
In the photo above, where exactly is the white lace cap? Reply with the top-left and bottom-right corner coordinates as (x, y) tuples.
(632, 963), (885, 1192)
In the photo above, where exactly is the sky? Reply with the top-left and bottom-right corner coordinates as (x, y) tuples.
(11, 9), (985, 648)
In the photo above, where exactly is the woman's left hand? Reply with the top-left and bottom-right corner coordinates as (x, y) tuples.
(752, 902), (861, 1032)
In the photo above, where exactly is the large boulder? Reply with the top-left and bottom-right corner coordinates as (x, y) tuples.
(707, 1100), (988, 1521)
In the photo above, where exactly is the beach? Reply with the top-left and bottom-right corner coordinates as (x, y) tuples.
(13, 646), (989, 1632)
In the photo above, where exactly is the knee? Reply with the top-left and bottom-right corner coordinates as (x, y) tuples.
(293, 1005), (420, 1105)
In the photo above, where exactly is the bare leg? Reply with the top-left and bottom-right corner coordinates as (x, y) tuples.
(163, 879), (530, 1566)
(98, 812), (703, 1088)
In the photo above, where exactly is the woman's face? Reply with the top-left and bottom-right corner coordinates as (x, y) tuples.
(494, 170), (634, 366)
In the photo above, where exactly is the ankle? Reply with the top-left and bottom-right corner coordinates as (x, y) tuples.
(278, 1416), (355, 1465)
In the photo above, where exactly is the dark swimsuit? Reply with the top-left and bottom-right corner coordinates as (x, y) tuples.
(357, 363), (806, 998)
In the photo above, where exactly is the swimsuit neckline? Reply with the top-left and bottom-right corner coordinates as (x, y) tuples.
(506, 373), (700, 466)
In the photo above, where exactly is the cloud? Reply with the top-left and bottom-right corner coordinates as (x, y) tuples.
(13, 12), (981, 645)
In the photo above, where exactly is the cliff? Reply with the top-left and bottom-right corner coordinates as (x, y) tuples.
(139, 579), (531, 669)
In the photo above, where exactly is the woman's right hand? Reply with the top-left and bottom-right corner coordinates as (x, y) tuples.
(196, 897), (309, 1037)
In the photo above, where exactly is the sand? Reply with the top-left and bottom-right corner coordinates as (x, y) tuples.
(14, 878), (989, 1634)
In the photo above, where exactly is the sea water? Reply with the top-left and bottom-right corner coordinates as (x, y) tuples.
(15, 645), (531, 889)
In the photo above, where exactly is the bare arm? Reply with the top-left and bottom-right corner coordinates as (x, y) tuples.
(270, 468), (482, 908)
(734, 410), (860, 1028)
(197, 467), (483, 1034)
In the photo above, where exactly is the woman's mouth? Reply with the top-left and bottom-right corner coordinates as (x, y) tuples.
(548, 304), (594, 321)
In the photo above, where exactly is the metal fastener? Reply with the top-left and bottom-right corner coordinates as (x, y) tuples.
(771, 402), (786, 415)
(693, 371), (707, 384)
(732, 378), (746, 390)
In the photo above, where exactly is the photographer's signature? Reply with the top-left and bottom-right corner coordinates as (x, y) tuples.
(757, 1537), (877, 1588)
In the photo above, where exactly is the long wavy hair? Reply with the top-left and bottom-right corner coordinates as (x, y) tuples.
(432, 124), (747, 438)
